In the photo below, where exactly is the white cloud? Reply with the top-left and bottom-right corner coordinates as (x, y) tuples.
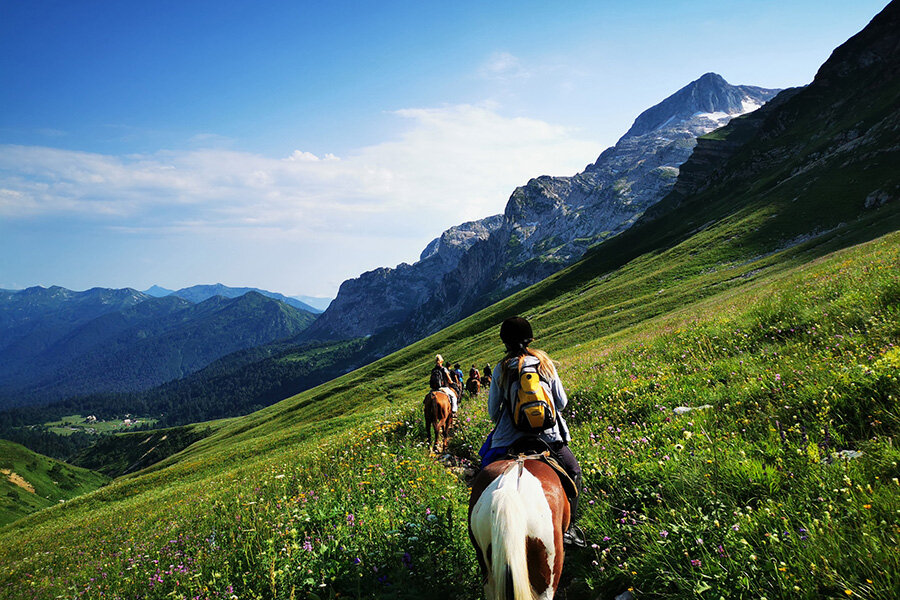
(0, 103), (600, 261)
(479, 52), (531, 80)
(188, 132), (235, 147)
(35, 128), (67, 138)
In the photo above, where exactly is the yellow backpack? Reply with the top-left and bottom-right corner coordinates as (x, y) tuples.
(508, 357), (557, 434)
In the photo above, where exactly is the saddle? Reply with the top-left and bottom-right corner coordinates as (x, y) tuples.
(504, 440), (578, 500)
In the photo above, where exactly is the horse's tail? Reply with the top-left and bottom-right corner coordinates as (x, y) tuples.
(491, 464), (537, 600)
(423, 392), (435, 423)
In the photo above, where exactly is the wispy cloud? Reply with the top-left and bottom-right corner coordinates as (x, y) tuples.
(35, 128), (68, 138)
(0, 103), (599, 247)
(479, 51), (531, 81)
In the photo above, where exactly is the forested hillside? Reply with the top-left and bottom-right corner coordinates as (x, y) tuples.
(0, 290), (318, 408)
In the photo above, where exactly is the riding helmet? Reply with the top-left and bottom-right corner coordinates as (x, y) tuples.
(500, 316), (533, 348)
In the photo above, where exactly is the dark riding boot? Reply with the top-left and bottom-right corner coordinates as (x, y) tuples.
(563, 473), (586, 547)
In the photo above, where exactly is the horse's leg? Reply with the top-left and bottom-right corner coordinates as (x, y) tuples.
(431, 417), (439, 453)
(425, 399), (435, 452)
(442, 413), (452, 453)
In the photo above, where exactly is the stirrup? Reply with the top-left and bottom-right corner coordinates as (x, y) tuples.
(563, 524), (586, 547)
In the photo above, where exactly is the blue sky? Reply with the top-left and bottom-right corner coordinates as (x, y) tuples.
(0, 0), (890, 297)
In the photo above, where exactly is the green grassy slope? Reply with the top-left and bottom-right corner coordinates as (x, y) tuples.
(0, 440), (110, 527)
(0, 221), (896, 599)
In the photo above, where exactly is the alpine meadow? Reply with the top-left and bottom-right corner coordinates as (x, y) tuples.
(2, 2), (900, 600)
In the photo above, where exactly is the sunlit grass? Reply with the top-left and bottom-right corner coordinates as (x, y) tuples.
(1, 231), (898, 599)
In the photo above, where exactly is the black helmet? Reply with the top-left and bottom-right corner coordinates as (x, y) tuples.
(500, 316), (533, 348)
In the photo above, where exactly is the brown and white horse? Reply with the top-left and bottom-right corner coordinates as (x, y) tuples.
(423, 390), (453, 453)
(468, 457), (570, 599)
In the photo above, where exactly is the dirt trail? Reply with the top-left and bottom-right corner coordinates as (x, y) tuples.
(1, 468), (36, 494)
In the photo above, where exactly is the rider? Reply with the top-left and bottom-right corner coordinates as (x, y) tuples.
(430, 355), (458, 416)
(454, 363), (464, 386)
(480, 316), (586, 547)
(482, 363), (492, 385)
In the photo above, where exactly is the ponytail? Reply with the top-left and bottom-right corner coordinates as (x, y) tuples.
(499, 346), (556, 390)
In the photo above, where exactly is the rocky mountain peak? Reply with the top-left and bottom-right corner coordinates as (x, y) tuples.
(622, 72), (781, 139)
(307, 74), (781, 342)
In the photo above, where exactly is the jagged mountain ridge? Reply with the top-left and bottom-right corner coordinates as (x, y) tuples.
(303, 215), (505, 339)
(307, 73), (780, 342)
(168, 283), (323, 314)
(0, 287), (318, 408)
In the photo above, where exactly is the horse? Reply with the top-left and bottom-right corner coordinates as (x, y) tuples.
(466, 375), (481, 397)
(481, 373), (492, 389)
(423, 390), (453, 453)
(468, 456), (570, 599)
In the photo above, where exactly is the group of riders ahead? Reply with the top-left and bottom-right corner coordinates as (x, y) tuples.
(427, 316), (586, 547)
(428, 356), (491, 419)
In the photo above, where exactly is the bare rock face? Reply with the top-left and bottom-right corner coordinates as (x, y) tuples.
(400, 74), (780, 339)
(308, 74), (780, 342)
(496, 74), (780, 288)
(303, 216), (503, 340)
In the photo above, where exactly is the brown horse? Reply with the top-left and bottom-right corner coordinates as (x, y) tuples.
(481, 373), (492, 389)
(466, 376), (481, 397)
(468, 457), (570, 599)
(423, 390), (452, 453)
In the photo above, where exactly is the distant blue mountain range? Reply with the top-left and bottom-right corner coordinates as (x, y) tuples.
(142, 283), (330, 314)
(0, 285), (319, 408)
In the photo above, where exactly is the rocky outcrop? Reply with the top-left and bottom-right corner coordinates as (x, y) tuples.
(396, 74), (781, 341)
(303, 216), (504, 340)
(308, 74), (781, 342)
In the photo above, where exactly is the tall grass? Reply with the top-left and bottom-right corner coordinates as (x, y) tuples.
(1, 232), (898, 599)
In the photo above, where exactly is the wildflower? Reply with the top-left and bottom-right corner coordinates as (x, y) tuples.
(691, 559), (702, 567)
(659, 530), (669, 538)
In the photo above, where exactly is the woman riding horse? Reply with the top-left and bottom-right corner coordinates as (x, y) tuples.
(480, 317), (585, 547)
(481, 363), (492, 388)
(430, 354), (460, 419)
(468, 317), (585, 599)
(466, 364), (481, 396)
